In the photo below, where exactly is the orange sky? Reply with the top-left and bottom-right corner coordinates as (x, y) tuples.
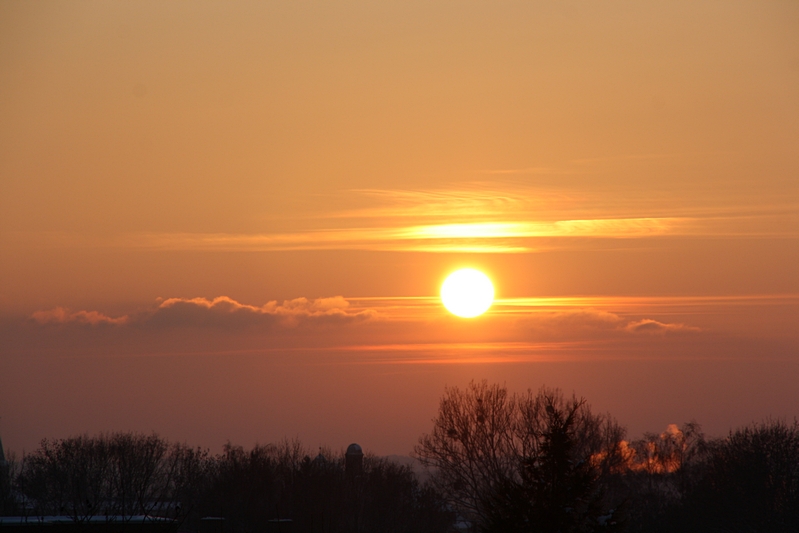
(1, 1), (798, 455)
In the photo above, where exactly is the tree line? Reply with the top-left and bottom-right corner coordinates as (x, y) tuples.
(0, 435), (449, 533)
(2, 381), (798, 532)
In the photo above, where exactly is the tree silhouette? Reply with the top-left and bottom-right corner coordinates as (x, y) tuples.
(684, 420), (799, 533)
(17, 432), (208, 526)
(415, 381), (626, 532)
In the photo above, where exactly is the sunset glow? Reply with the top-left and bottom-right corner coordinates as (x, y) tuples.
(0, 0), (797, 470)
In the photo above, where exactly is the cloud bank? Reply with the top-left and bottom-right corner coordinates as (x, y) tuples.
(31, 296), (376, 330)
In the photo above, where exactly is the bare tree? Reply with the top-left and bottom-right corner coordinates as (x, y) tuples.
(20, 435), (111, 520)
(17, 432), (209, 526)
(414, 381), (517, 524)
(414, 381), (627, 532)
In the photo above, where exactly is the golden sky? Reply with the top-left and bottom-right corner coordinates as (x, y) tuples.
(1, 1), (798, 455)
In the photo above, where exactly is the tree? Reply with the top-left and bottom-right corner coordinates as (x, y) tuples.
(201, 440), (453, 533)
(0, 451), (16, 516)
(683, 420), (799, 533)
(201, 440), (304, 531)
(620, 422), (710, 533)
(414, 381), (626, 532)
(17, 432), (209, 526)
(20, 434), (111, 520)
(359, 456), (453, 533)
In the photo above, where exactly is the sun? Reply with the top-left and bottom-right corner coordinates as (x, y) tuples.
(440, 268), (495, 318)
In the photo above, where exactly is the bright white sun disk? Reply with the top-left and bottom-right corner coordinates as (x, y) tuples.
(440, 268), (494, 318)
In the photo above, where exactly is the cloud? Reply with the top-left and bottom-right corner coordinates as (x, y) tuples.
(31, 307), (129, 326)
(110, 185), (702, 254)
(122, 217), (683, 254)
(30, 296), (376, 330)
(624, 319), (701, 335)
(330, 186), (535, 220)
(546, 309), (626, 328)
(524, 309), (623, 330)
(148, 295), (376, 328)
(522, 309), (699, 337)
(13, 183), (796, 255)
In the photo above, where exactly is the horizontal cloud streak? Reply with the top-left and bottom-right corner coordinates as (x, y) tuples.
(18, 293), (798, 368)
(328, 187), (536, 220)
(150, 295), (376, 328)
(624, 319), (701, 334)
(123, 217), (686, 253)
(6, 183), (796, 254)
(30, 293), (793, 331)
(31, 296), (376, 330)
(516, 308), (701, 338)
(27, 294), (714, 339)
(31, 307), (129, 325)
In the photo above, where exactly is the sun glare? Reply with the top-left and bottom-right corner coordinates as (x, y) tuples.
(440, 268), (495, 318)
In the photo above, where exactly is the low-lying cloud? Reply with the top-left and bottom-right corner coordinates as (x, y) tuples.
(152, 295), (375, 328)
(31, 296), (376, 330)
(523, 309), (700, 337)
(31, 307), (129, 326)
(624, 319), (700, 335)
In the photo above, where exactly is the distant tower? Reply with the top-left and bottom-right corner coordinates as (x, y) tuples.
(345, 443), (363, 477)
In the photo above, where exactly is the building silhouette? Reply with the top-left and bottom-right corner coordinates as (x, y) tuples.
(344, 443), (363, 477)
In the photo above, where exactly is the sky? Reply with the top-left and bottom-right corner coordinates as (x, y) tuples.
(1, 0), (798, 456)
